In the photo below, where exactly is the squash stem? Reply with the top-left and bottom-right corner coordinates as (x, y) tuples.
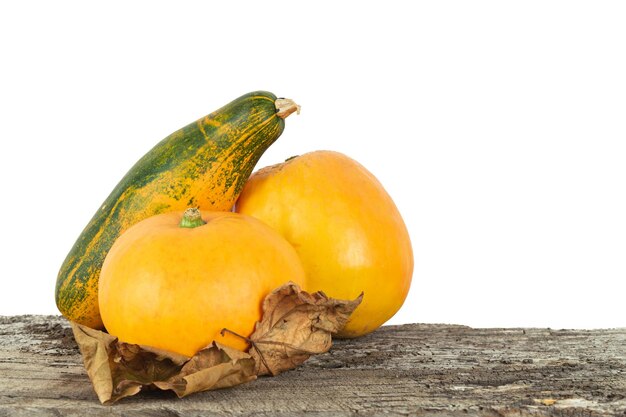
(275, 98), (301, 119)
(180, 208), (206, 228)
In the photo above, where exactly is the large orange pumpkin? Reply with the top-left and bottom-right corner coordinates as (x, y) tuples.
(98, 209), (306, 356)
(236, 150), (413, 338)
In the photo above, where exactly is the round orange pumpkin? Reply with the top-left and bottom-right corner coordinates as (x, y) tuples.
(98, 209), (306, 356)
(236, 150), (413, 338)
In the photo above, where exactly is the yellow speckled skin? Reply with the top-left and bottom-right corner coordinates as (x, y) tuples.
(236, 151), (413, 338)
(98, 211), (306, 356)
(56, 91), (287, 329)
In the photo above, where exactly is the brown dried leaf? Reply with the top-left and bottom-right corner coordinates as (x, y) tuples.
(70, 323), (255, 404)
(246, 282), (363, 376)
(71, 282), (362, 404)
(154, 343), (256, 397)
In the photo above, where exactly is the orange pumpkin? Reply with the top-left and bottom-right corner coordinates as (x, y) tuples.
(236, 150), (413, 338)
(98, 208), (306, 356)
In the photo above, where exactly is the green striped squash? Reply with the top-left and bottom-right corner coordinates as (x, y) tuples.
(56, 91), (299, 328)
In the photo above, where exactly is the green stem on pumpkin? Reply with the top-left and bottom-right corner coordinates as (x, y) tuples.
(179, 208), (206, 228)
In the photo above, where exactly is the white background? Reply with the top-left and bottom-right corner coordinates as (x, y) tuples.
(1, 1), (624, 329)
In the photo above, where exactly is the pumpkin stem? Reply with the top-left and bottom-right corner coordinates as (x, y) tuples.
(275, 98), (301, 119)
(180, 208), (206, 228)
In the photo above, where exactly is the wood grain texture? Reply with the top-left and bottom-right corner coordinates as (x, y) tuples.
(0, 315), (625, 416)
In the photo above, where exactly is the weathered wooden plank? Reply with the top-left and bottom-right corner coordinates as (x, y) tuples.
(0, 315), (624, 416)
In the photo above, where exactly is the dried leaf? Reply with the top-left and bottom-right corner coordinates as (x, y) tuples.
(71, 282), (362, 404)
(71, 323), (255, 404)
(246, 282), (363, 376)
(154, 343), (256, 397)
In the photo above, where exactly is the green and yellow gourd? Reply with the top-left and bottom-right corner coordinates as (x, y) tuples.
(56, 91), (300, 329)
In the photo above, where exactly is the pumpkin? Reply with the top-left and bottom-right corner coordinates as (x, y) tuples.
(56, 91), (300, 329)
(236, 150), (413, 337)
(98, 208), (307, 356)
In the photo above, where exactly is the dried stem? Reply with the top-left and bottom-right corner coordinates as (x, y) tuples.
(221, 328), (275, 376)
(275, 98), (301, 119)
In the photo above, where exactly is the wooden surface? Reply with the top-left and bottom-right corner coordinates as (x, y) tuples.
(0, 315), (625, 416)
